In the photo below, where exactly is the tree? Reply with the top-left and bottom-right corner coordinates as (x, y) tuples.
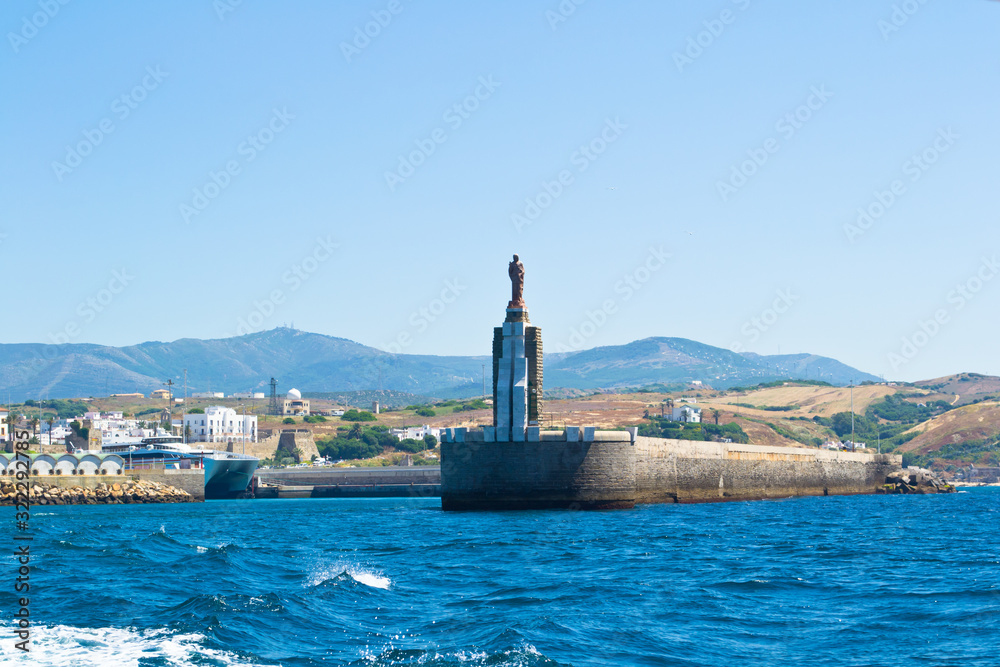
(46, 417), (55, 445)
(348, 422), (364, 440)
(293, 447), (303, 463)
(423, 434), (437, 449)
(711, 408), (721, 425)
(283, 417), (295, 425)
(30, 417), (39, 440)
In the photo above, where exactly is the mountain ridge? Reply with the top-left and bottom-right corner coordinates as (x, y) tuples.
(0, 327), (880, 402)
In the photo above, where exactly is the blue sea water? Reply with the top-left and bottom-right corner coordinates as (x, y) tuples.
(2, 489), (998, 666)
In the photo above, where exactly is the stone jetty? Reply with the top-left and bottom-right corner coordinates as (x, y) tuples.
(0, 479), (195, 505)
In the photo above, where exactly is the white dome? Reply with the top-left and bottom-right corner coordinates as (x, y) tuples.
(287, 388), (302, 399)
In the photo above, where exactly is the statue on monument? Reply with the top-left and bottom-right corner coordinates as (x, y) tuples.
(508, 254), (525, 308)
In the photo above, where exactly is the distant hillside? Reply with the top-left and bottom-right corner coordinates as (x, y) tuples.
(545, 337), (879, 390)
(0, 328), (879, 402)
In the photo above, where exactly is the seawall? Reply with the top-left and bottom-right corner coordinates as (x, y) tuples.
(440, 430), (902, 510)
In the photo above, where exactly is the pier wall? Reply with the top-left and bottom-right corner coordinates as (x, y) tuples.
(635, 437), (901, 503)
(130, 469), (205, 500)
(441, 431), (902, 510)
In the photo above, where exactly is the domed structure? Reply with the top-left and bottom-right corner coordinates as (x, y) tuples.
(286, 388), (302, 400)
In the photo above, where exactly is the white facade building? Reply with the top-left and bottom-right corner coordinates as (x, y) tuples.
(192, 392), (225, 399)
(389, 425), (440, 442)
(183, 406), (257, 444)
(0, 411), (7, 442)
(670, 406), (702, 423)
(231, 392), (266, 399)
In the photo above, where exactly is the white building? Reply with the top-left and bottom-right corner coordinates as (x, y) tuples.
(192, 392), (225, 399)
(670, 406), (701, 423)
(389, 425), (440, 442)
(0, 411), (7, 442)
(183, 406), (257, 443)
(231, 392), (266, 399)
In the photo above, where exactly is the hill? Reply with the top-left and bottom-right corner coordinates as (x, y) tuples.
(0, 328), (879, 402)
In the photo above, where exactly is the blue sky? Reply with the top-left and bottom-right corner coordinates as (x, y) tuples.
(2, 0), (998, 382)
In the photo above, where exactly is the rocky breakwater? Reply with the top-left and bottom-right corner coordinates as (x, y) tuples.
(879, 467), (956, 494)
(0, 479), (195, 505)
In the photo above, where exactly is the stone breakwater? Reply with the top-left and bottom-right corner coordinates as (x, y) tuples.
(0, 479), (195, 505)
(441, 430), (912, 510)
(879, 468), (956, 494)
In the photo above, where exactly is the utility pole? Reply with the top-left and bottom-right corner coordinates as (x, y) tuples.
(850, 380), (855, 452)
(183, 369), (188, 400)
(482, 364), (486, 400)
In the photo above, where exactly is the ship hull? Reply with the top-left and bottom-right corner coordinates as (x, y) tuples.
(204, 455), (258, 499)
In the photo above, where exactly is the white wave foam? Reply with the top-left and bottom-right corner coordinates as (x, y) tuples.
(0, 624), (279, 667)
(307, 561), (391, 590)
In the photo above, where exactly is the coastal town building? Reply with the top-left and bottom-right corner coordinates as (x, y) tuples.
(282, 389), (310, 416)
(231, 392), (266, 399)
(183, 405), (257, 443)
(149, 389), (171, 399)
(192, 392), (224, 399)
(668, 406), (701, 423)
(389, 425), (440, 442)
(0, 411), (7, 442)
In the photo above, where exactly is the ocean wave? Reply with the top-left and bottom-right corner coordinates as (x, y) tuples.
(0, 623), (279, 667)
(307, 561), (392, 590)
(352, 643), (565, 666)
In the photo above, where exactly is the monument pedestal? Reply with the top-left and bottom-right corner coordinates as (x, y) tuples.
(492, 308), (543, 440)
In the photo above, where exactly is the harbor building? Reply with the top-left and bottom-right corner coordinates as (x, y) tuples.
(183, 406), (257, 444)
(282, 389), (310, 416)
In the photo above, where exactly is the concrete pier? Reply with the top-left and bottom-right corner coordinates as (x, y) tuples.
(440, 428), (902, 510)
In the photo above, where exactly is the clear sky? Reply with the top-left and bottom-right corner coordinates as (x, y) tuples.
(2, 0), (998, 382)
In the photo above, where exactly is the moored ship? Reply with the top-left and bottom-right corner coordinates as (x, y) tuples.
(102, 435), (258, 499)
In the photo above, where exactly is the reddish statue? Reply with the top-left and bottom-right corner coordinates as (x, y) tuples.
(508, 254), (525, 308)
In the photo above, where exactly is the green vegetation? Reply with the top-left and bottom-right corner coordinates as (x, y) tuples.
(282, 417), (295, 424)
(415, 407), (436, 417)
(187, 407), (205, 414)
(731, 402), (798, 412)
(303, 415), (327, 423)
(316, 425), (430, 462)
(21, 398), (90, 419)
(821, 395), (953, 452)
(638, 417), (749, 444)
(903, 439), (1000, 469)
(341, 409), (377, 422)
(728, 379), (832, 393)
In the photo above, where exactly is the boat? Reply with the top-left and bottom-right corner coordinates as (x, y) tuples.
(102, 435), (258, 499)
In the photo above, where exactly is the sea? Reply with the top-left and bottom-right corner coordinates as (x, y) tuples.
(2, 488), (998, 666)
